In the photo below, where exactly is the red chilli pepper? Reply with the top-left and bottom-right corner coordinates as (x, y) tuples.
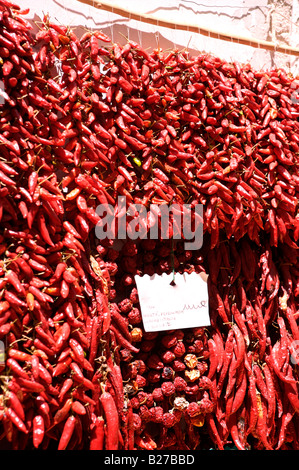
(100, 390), (119, 450)
(33, 415), (45, 448)
(90, 416), (105, 450)
(58, 415), (76, 450)
(5, 407), (28, 434)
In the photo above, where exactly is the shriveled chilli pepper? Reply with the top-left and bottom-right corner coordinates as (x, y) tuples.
(217, 328), (234, 396)
(205, 413), (224, 450)
(69, 338), (85, 367)
(4, 290), (27, 308)
(88, 315), (100, 367)
(229, 412), (247, 450)
(0, 312), (11, 330)
(232, 324), (246, 371)
(50, 262), (66, 283)
(230, 371), (247, 415)
(225, 352), (238, 400)
(207, 338), (218, 379)
(63, 269), (77, 284)
(63, 221), (82, 239)
(95, 289), (110, 334)
(33, 338), (56, 358)
(30, 354), (40, 381)
(5, 407), (28, 434)
(33, 415), (44, 448)
(106, 357), (124, 414)
(71, 401), (86, 415)
(90, 416), (105, 450)
(8, 349), (31, 362)
(100, 390), (119, 450)
(110, 324), (140, 353)
(276, 405), (294, 450)
(6, 358), (30, 379)
(246, 372), (259, 436)
(70, 361), (85, 382)
(267, 343), (293, 384)
(2, 326), (13, 348)
(53, 398), (73, 425)
(7, 391), (25, 422)
(5, 269), (25, 295)
(2, 413), (14, 444)
(58, 415), (76, 450)
(63, 301), (81, 326)
(72, 388), (96, 409)
(54, 322), (71, 352)
(111, 307), (131, 342)
(52, 357), (72, 378)
(38, 363), (52, 385)
(60, 279), (69, 299)
(58, 378), (73, 402)
(28, 285), (54, 304)
(262, 362), (276, 429)
(256, 394), (273, 450)
(35, 325), (55, 349)
(283, 365), (299, 413)
(0, 300), (10, 315)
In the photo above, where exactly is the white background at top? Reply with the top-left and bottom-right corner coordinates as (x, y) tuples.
(20, 0), (299, 75)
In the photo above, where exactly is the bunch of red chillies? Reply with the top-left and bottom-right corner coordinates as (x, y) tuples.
(97, 237), (299, 450)
(0, 0), (298, 450)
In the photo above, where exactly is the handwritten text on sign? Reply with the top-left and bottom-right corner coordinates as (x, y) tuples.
(134, 272), (210, 332)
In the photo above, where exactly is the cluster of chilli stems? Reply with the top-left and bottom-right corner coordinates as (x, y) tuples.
(0, 0), (298, 450)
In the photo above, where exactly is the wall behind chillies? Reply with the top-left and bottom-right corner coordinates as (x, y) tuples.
(1, 0), (299, 452)
(21, 0), (299, 75)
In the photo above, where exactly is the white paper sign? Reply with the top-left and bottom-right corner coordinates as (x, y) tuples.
(134, 272), (210, 332)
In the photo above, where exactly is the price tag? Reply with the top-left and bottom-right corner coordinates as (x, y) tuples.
(134, 271), (210, 332)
